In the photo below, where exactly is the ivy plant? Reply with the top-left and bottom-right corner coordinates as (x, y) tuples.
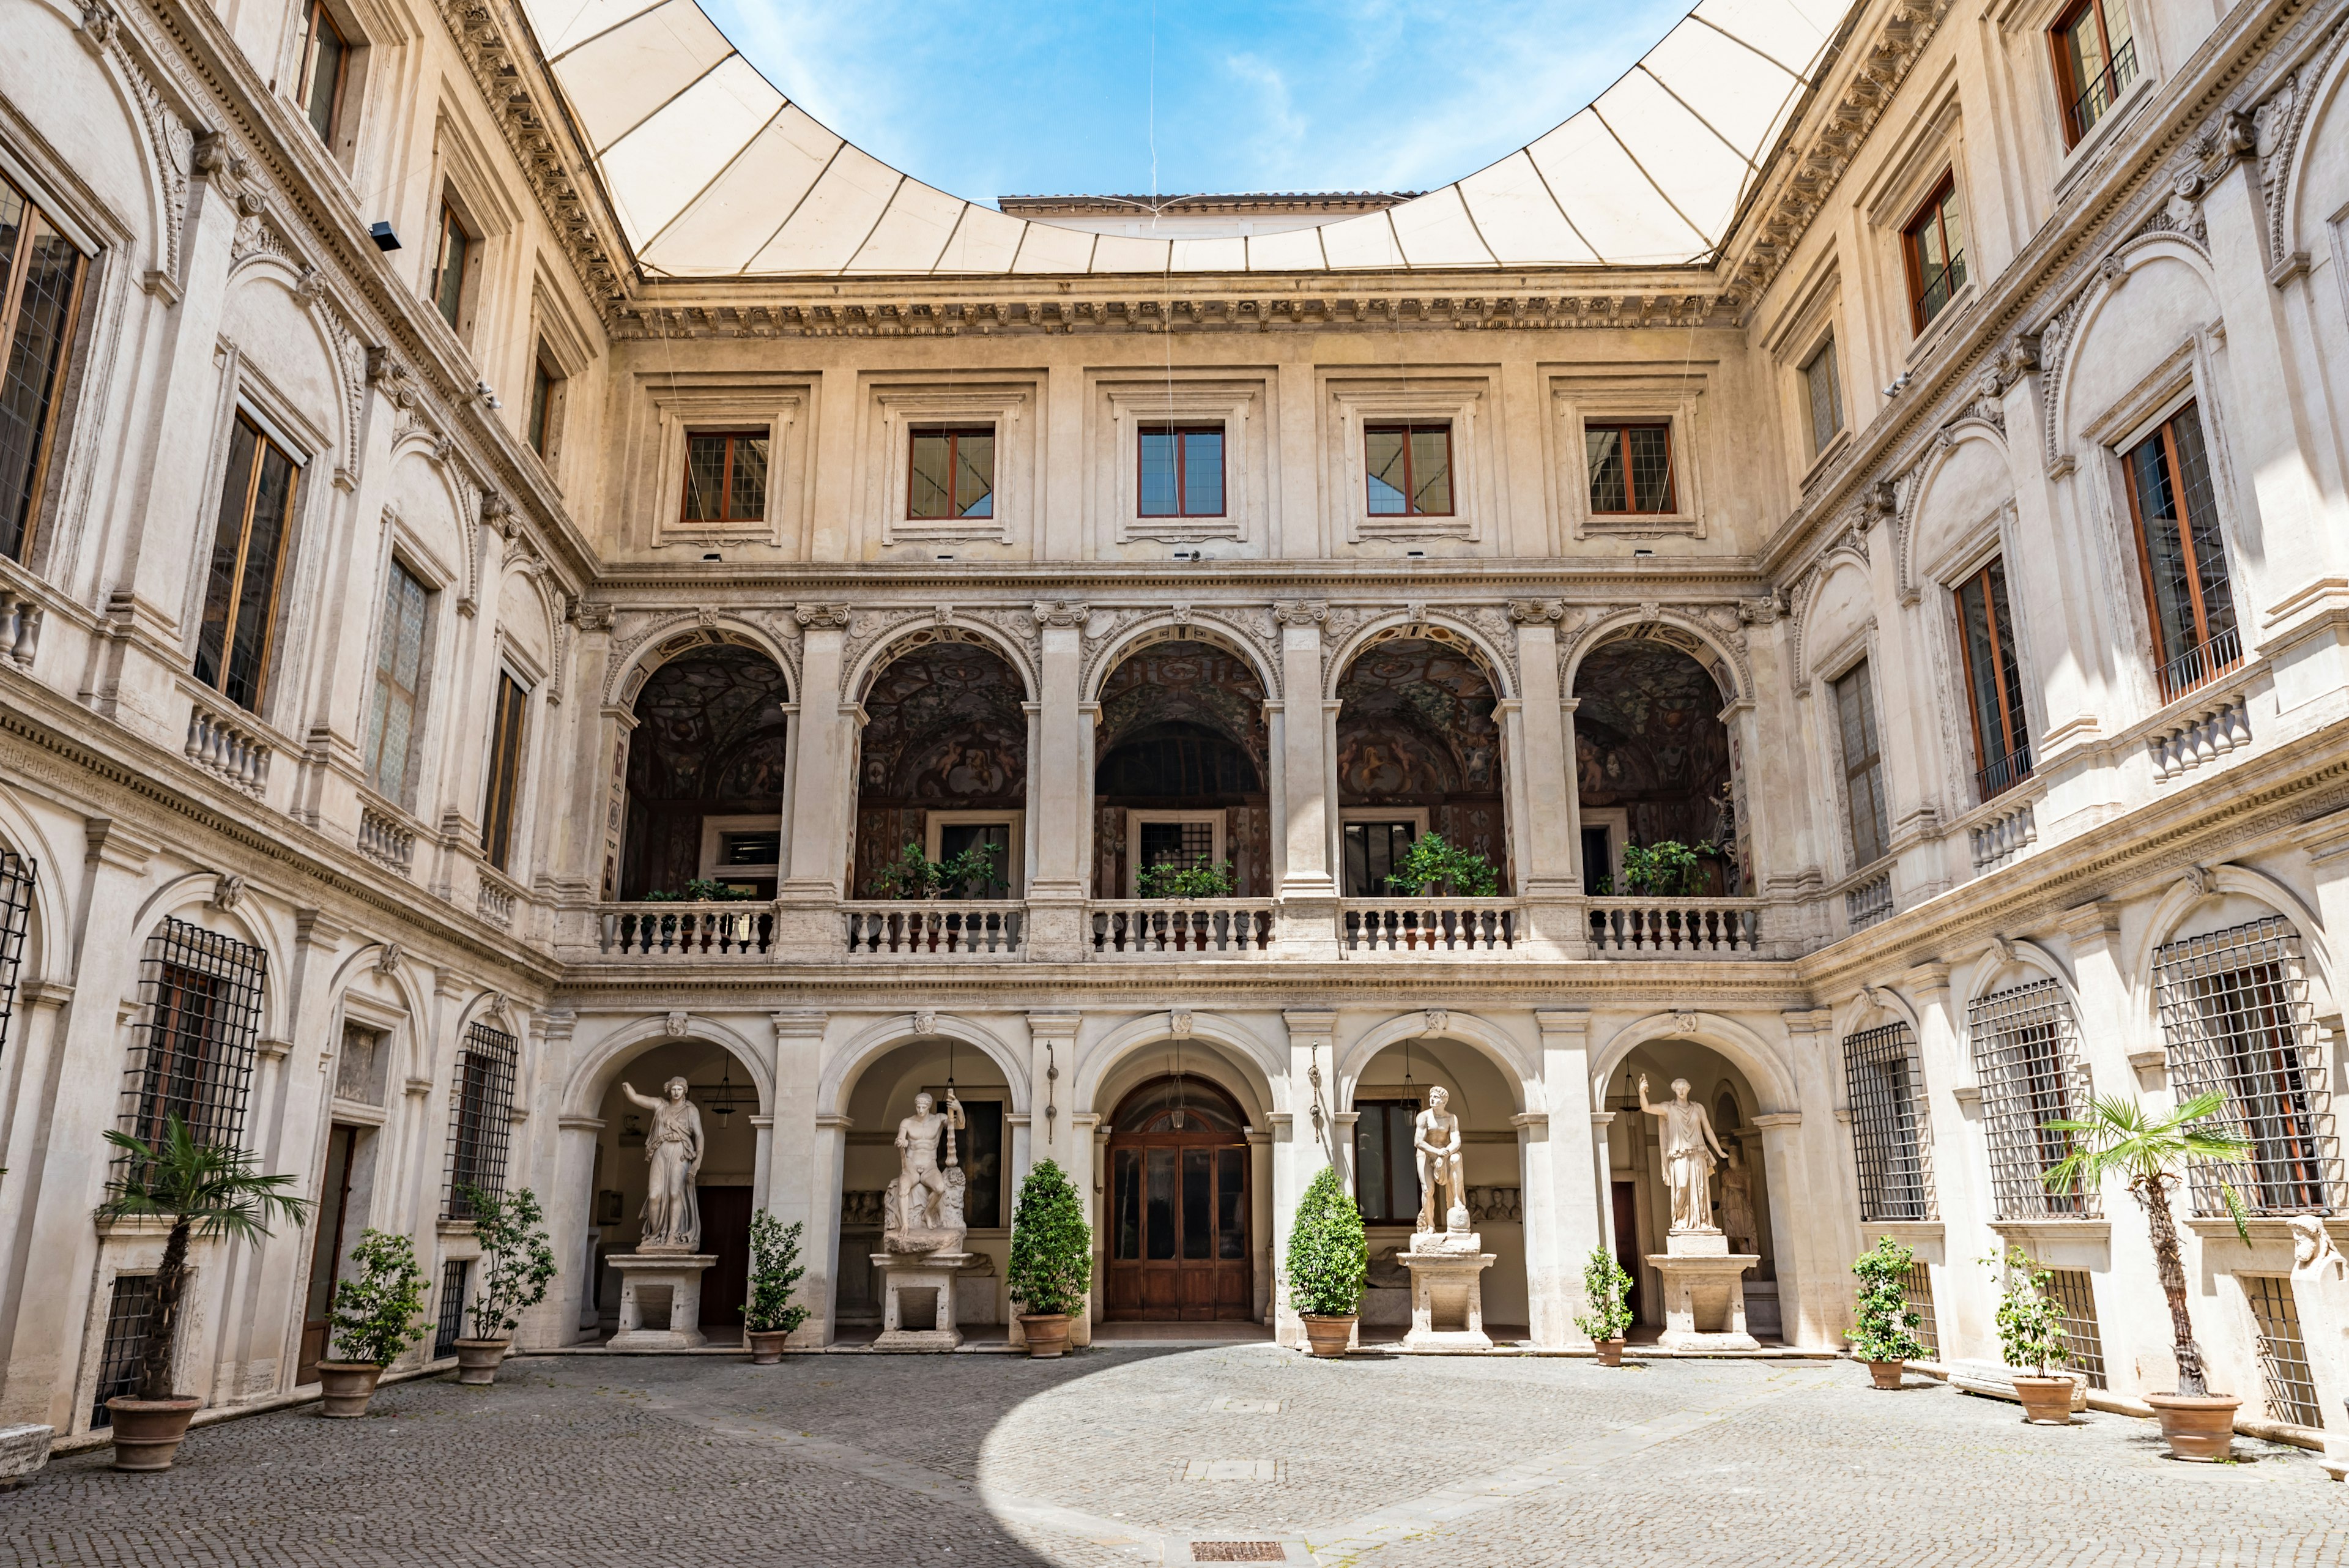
(1137, 856), (1236, 899)
(1285, 1165), (1368, 1318)
(1383, 832), (1500, 897)
(745, 1210), (811, 1336)
(1986, 1245), (2069, 1377)
(1006, 1159), (1093, 1318)
(1573, 1246), (1635, 1343)
(1849, 1235), (1926, 1363)
(459, 1184), (558, 1342)
(328, 1227), (432, 1367)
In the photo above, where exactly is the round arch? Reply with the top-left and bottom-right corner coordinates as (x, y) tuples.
(1085, 617), (1278, 705)
(848, 618), (1037, 705)
(0, 785), (71, 984)
(1336, 1011), (1535, 1115)
(1829, 980), (1928, 1048)
(2279, 31), (2349, 257)
(606, 617), (800, 708)
(126, 872), (289, 1040)
(319, 943), (439, 1077)
(220, 256), (364, 463)
(2128, 863), (2336, 1028)
(1589, 1011), (1800, 1114)
(2046, 234), (2224, 465)
(1562, 611), (1750, 705)
(1074, 1012), (1283, 1121)
(1900, 425), (2015, 593)
(563, 1014), (777, 1121)
(819, 1013), (1031, 1119)
(1324, 612), (1516, 700)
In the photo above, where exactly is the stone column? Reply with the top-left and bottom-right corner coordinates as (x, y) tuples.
(1272, 1009), (1338, 1346)
(1027, 607), (1091, 959)
(775, 606), (852, 957)
(1771, 1006), (1850, 1349)
(1530, 1008), (1604, 1347)
(1750, 1109), (1812, 1345)
(770, 1011), (827, 1344)
(810, 1112), (852, 1344)
(1273, 603), (1339, 957)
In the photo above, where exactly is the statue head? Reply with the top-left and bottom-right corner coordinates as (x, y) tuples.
(1727, 1142), (1743, 1167)
(664, 1076), (689, 1101)
(2291, 1213), (2324, 1267)
(1427, 1085), (1450, 1110)
(1671, 1077), (1691, 1101)
(913, 1091), (934, 1115)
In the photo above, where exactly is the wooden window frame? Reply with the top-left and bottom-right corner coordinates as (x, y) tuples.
(428, 198), (473, 335)
(905, 426), (995, 521)
(295, 0), (351, 148)
(1953, 558), (2033, 800)
(2049, 0), (2136, 148)
(1584, 420), (1677, 515)
(481, 669), (530, 872)
(0, 173), (91, 565)
(363, 557), (430, 805)
(1137, 425), (1226, 519)
(1901, 176), (1966, 334)
(197, 411), (302, 712)
(678, 429), (766, 524)
(1351, 1097), (1427, 1227)
(1362, 422), (1455, 518)
(2121, 401), (2239, 701)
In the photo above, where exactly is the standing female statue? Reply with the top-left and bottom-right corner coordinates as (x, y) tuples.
(618, 1076), (704, 1251)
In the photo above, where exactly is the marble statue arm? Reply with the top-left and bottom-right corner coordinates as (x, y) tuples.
(618, 1082), (661, 1112)
(1636, 1074), (1663, 1118)
(1698, 1105), (1727, 1161)
(946, 1093), (965, 1132)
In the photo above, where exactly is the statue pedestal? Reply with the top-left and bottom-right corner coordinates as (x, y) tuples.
(1399, 1228), (1496, 1352)
(607, 1252), (717, 1350)
(1646, 1228), (1759, 1351)
(872, 1250), (973, 1351)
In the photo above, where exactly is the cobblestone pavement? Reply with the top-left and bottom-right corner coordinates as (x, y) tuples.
(9, 1349), (2347, 1566)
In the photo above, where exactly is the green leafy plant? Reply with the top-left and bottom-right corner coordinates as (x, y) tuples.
(459, 1184), (558, 1342)
(2043, 1091), (2251, 1395)
(328, 1228), (432, 1367)
(937, 839), (1008, 898)
(95, 1117), (311, 1401)
(1984, 1245), (2068, 1377)
(1285, 1164), (1368, 1318)
(866, 840), (1006, 900)
(640, 879), (754, 903)
(1573, 1246), (1634, 1343)
(745, 1210), (811, 1336)
(1006, 1159), (1094, 1318)
(1849, 1235), (1926, 1363)
(1383, 832), (1500, 897)
(1621, 839), (1703, 897)
(1137, 856), (1236, 899)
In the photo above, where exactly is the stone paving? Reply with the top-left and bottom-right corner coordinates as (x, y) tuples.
(8, 1349), (2347, 1566)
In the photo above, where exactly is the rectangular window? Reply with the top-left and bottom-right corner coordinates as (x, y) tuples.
(1364, 422), (1453, 516)
(1833, 660), (1891, 868)
(481, 671), (529, 872)
(2043, 1268), (2107, 1388)
(297, 1), (349, 147)
(2052, 0), (2137, 146)
(907, 426), (994, 519)
(363, 559), (429, 804)
(1955, 558), (2032, 800)
(122, 918), (267, 1159)
(1844, 1022), (1936, 1221)
(2243, 1274), (2323, 1427)
(1342, 820), (1419, 897)
(432, 1258), (470, 1356)
(1351, 1099), (1424, 1227)
(443, 1020), (518, 1219)
(1584, 422), (1676, 514)
(1902, 1263), (1939, 1358)
(934, 820), (1014, 899)
(2124, 402), (2238, 701)
(1139, 819), (1215, 872)
(1803, 338), (1844, 458)
(1902, 177), (1969, 332)
(429, 200), (470, 333)
(1970, 979), (2098, 1220)
(526, 347), (561, 459)
(2154, 917), (2337, 1216)
(1138, 425), (1225, 517)
(680, 430), (767, 524)
(0, 849), (32, 1061)
(0, 174), (89, 562)
(91, 1273), (161, 1427)
(196, 412), (300, 711)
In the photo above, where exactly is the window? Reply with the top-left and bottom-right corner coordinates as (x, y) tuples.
(196, 412), (300, 711)
(1136, 816), (1218, 891)
(443, 1020), (518, 1219)
(122, 918), (267, 1158)
(1955, 559), (2032, 800)
(1139, 426), (1224, 517)
(428, 199), (472, 333)
(2052, 0), (2137, 146)
(907, 427), (993, 519)
(1833, 661), (1891, 868)
(929, 817), (1015, 898)
(2154, 917), (2337, 1216)
(1585, 422), (1676, 514)
(432, 1258), (470, 1356)
(1352, 1099), (1425, 1226)
(1844, 1022), (1935, 1221)
(526, 346), (562, 460)
(2043, 1268), (2107, 1388)
(91, 1273), (161, 1427)
(1364, 422), (1453, 516)
(2243, 1275), (2323, 1427)
(295, 1), (349, 147)
(1802, 338), (1844, 458)
(1902, 177), (1968, 332)
(680, 431), (766, 524)
(0, 849), (31, 1061)
(2123, 402), (2238, 700)
(363, 560), (429, 804)
(0, 174), (89, 562)
(1902, 1263), (1939, 1358)
(1969, 979), (2097, 1219)
(1343, 819), (1418, 897)
(481, 671), (529, 872)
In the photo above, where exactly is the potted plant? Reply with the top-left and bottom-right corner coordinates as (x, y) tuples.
(2044, 1090), (2253, 1460)
(1286, 1165), (1367, 1357)
(1573, 1246), (1634, 1365)
(93, 1117), (310, 1470)
(743, 1210), (811, 1364)
(451, 1184), (557, 1386)
(1383, 833), (1500, 898)
(1986, 1245), (2074, 1424)
(1007, 1159), (1093, 1358)
(1621, 840), (1702, 898)
(317, 1228), (430, 1417)
(1136, 856), (1236, 900)
(1849, 1236), (1926, 1389)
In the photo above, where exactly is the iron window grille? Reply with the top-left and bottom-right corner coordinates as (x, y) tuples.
(1844, 1022), (1937, 1221)
(2043, 1268), (2107, 1388)
(90, 1273), (160, 1426)
(2243, 1274), (2323, 1428)
(443, 1020), (519, 1219)
(1969, 979), (2098, 1219)
(434, 1258), (471, 1355)
(0, 849), (32, 1059)
(1902, 1263), (1939, 1358)
(119, 918), (267, 1167)
(2153, 917), (2337, 1216)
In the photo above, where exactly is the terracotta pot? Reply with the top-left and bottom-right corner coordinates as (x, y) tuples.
(1301, 1313), (1356, 1358)
(451, 1338), (509, 1386)
(1019, 1313), (1072, 1359)
(2145, 1391), (2240, 1461)
(314, 1362), (384, 1418)
(1595, 1339), (1625, 1367)
(744, 1330), (790, 1365)
(1866, 1359), (1906, 1390)
(2012, 1374), (2076, 1425)
(106, 1396), (200, 1472)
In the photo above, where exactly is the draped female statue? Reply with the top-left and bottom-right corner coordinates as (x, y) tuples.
(619, 1076), (705, 1252)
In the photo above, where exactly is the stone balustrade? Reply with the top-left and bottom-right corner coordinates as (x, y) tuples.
(1340, 898), (1520, 953)
(183, 697), (272, 798)
(1970, 798), (2038, 871)
(356, 804), (415, 874)
(1586, 897), (1762, 955)
(842, 901), (1025, 956)
(2148, 693), (2251, 782)
(477, 877), (516, 928)
(1844, 871), (1894, 932)
(595, 902), (775, 956)
(0, 593), (43, 671)
(1089, 898), (1276, 956)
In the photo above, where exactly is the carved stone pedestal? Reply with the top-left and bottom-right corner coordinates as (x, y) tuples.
(872, 1250), (974, 1351)
(607, 1253), (717, 1350)
(1399, 1227), (1496, 1352)
(1646, 1228), (1759, 1351)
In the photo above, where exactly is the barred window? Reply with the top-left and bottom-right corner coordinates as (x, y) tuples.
(120, 918), (266, 1157)
(0, 848), (32, 1058)
(2154, 917), (2336, 1216)
(433, 1258), (470, 1356)
(443, 1020), (518, 1219)
(2043, 1268), (2107, 1388)
(1844, 1022), (1935, 1221)
(1902, 1262), (1939, 1358)
(2243, 1274), (2322, 1428)
(1970, 979), (2098, 1219)
(91, 1273), (159, 1426)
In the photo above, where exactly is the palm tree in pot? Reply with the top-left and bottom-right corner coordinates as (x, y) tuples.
(2044, 1091), (2252, 1460)
(93, 1117), (310, 1470)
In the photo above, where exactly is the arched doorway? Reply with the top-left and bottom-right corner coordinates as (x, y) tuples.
(1104, 1075), (1252, 1321)
(1093, 638), (1271, 897)
(1572, 636), (1740, 896)
(1334, 633), (1508, 894)
(852, 637), (1030, 899)
(618, 645), (790, 899)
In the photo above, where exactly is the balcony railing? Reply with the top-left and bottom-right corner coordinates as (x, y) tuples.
(357, 804), (415, 875)
(2156, 626), (2242, 704)
(1913, 250), (1965, 327)
(184, 696), (272, 798)
(1976, 741), (2033, 802)
(844, 902), (1025, 957)
(2065, 37), (2137, 144)
(1341, 898), (1520, 953)
(1845, 871), (1895, 932)
(596, 902), (775, 957)
(1091, 899), (1275, 956)
(1587, 897), (1761, 956)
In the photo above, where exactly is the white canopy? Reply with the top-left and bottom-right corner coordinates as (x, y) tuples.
(519, 0), (1857, 279)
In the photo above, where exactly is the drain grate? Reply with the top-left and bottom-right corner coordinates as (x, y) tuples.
(1192, 1545), (1287, 1564)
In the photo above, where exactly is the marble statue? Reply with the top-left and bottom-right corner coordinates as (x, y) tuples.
(2289, 1216), (2349, 1477)
(618, 1077), (704, 1252)
(1720, 1143), (1759, 1253)
(885, 1090), (968, 1253)
(1639, 1074), (1728, 1233)
(1414, 1085), (1466, 1233)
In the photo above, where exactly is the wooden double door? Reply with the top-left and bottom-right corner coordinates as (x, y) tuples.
(1105, 1132), (1252, 1320)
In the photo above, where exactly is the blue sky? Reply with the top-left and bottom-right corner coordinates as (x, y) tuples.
(700, 0), (1695, 204)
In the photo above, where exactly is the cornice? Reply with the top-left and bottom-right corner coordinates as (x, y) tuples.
(581, 557), (1774, 598)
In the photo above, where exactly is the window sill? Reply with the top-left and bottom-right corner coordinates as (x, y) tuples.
(1904, 281), (1979, 368)
(2054, 80), (2153, 197)
(1582, 511), (1700, 537)
(1987, 1218), (2109, 1242)
(1799, 429), (1853, 492)
(2184, 1216), (2345, 1244)
(1857, 1219), (1943, 1243)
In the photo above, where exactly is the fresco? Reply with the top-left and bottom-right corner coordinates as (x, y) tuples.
(1093, 641), (1271, 896)
(1334, 638), (1508, 890)
(854, 642), (1030, 893)
(1572, 639), (1737, 888)
(621, 646), (792, 897)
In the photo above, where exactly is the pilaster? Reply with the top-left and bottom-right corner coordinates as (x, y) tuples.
(1530, 1007), (1600, 1346)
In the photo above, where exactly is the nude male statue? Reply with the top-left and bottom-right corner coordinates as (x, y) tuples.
(891, 1088), (965, 1240)
(1639, 1074), (1729, 1233)
(1414, 1085), (1466, 1234)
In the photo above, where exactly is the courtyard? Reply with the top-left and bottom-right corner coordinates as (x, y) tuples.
(11, 1350), (2345, 1566)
